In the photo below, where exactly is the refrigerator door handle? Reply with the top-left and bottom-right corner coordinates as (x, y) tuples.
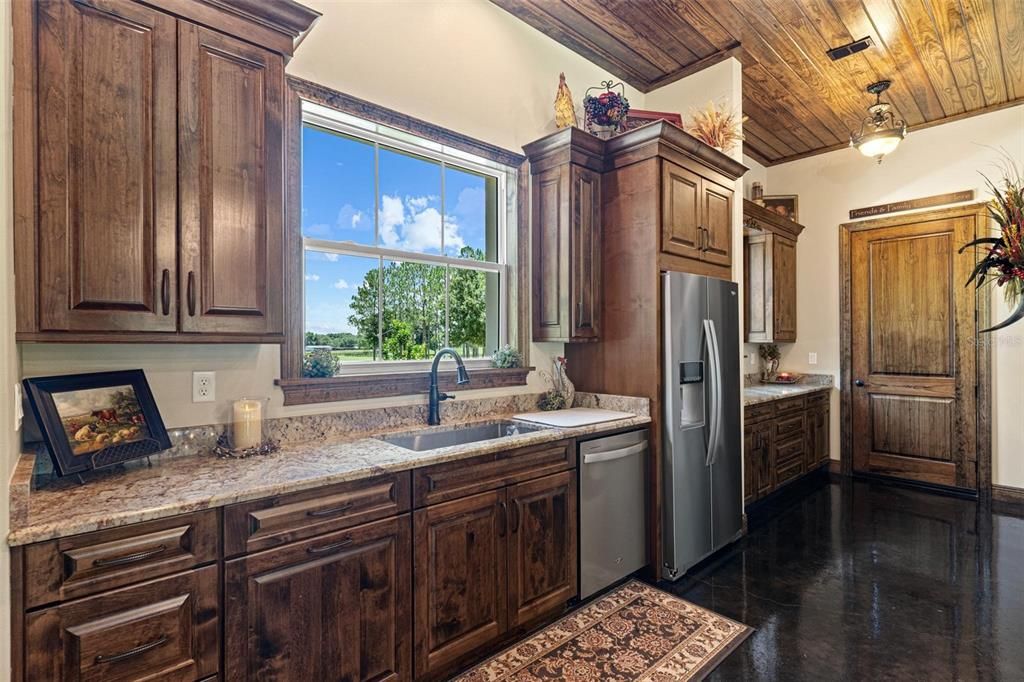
(706, 318), (724, 466)
(703, 319), (720, 466)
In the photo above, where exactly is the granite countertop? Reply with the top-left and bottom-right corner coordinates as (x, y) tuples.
(8, 396), (650, 546)
(744, 382), (832, 406)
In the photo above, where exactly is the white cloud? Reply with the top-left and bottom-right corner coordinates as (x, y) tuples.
(305, 301), (354, 334)
(378, 193), (464, 253)
(379, 194), (405, 247)
(304, 223), (331, 238)
(350, 211), (363, 228)
(323, 253), (339, 262)
(304, 273), (320, 281)
(406, 194), (437, 211)
(333, 279), (350, 290)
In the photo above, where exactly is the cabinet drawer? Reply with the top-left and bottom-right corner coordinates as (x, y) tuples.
(775, 457), (804, 487)
(807, 391), (829, 408)
(25, 566), (219, 682)
(24, 510), (218, 608)
(774, 396), (806, 416)
(223, 472), (411, 557)
(775, 412), (805, 440)
(413, 441), (573, 507)
(745, 401), (774, 423)
(775, 436), (805, 466)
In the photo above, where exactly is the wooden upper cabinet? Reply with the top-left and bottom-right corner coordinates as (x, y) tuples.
(507, 471), (577, 627)
(744, 200), (804, 343)
(35, 0), (178, 333)
(224, 516), (411, 682)
(661, 159), (734, 269)
(661, 161), (702, 260)
(701, 180), (733, 267)
(178, 23), (284, 336)
(16, 0), (317, 341)
(524, 128), (604, 344)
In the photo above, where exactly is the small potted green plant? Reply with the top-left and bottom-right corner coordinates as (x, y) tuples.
(758, 343), (781, 383)
(491, 345), (522, 369)
(302, 348), (340, 378)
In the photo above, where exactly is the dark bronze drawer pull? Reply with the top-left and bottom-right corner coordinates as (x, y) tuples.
(92, 544), (168, 568)
(160, 269), (170, 315)
(306, 502), (354, 518)
(187, 271), (196, 317)
(307, 538), (353, 555)
(95, 635), (168, 664)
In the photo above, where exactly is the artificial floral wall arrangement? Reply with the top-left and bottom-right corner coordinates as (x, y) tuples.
(962, 156), (1024, 332)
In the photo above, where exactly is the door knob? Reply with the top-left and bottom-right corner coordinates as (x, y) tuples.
(854, 379), (865, 387)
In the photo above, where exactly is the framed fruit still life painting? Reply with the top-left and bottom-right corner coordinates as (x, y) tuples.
(23, 370), (171, 477)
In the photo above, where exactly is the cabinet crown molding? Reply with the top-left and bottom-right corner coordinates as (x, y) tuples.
(743, 199), (805, 238)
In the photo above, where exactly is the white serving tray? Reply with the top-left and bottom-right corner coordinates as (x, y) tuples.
(511, 407), (634, 428)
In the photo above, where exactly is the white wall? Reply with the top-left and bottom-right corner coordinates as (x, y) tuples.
(18, 0), (646, 429)
(766, 104), (1024, 487)
(1, 0), (17, 673)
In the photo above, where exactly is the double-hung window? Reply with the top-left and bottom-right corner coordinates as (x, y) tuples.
(300, 102), (513, 375)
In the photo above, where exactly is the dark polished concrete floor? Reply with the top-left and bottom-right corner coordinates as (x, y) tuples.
(657, 476), (1024, 681)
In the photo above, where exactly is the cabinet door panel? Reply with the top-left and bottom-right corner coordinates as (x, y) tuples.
(508, 471), (577, 626)
(571, 166), (601, 340)
(224, 516), (411, 682)
(413, 490), (507, 678)
(702, 180), (733, 267)
(178, 23), (284, 336)
(26, 567), (219, 682)
(36, 0), (177, 332)
(772, 235), (797, 341)
(756, 424), (774, 499)
(660, 161), (702, 260)
(532, 165), (569, 341)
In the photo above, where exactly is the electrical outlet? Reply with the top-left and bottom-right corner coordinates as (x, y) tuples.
(192, 371), (216, 403)
(808, 352), (818, 365)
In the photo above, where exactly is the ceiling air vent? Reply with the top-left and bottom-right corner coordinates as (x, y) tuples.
(826, 37), (874, 61)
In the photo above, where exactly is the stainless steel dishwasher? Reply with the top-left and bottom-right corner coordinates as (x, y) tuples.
(578, 429), (648, 599)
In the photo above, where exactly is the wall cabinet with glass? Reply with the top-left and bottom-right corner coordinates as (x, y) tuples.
(13, 0), (318, 342)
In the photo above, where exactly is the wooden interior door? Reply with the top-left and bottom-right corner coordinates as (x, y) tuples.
(660, 160), (702, 260)
(178, 22), (284, 337)
(413, 490), (508, 678)
(849, 214), (978, 489)
(507, 471), (577, 627)
(224, 517), (411, 681)
(700, 179), (733, 267)
(36, 0), (178, 333)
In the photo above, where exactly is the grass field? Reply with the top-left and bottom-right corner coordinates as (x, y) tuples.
(331, 349), (376, 362)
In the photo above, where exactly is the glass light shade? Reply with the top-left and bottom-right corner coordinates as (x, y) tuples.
(855, 131), (903, 159)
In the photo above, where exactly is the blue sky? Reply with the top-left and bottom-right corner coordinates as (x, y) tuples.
(301, 125), (492, 335)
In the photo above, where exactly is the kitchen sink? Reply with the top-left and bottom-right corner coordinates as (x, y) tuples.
(378, 420), (547, 451)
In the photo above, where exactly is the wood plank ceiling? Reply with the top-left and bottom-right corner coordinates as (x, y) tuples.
(491, 0), (1024, 165)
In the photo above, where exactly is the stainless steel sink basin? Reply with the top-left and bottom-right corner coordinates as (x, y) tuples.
(378, 420), (546, 451)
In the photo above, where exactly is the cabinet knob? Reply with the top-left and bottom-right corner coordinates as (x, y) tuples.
(854, 379), (865, 387)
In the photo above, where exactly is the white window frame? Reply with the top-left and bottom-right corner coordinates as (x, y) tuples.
(300, 101), (516, 375)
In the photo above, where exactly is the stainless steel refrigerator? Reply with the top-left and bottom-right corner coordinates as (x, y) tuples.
(661, 271), (743, 580)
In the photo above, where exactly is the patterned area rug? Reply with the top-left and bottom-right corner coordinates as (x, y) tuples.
(453, 580), (752, 681)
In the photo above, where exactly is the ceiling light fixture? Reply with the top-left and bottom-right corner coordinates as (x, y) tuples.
(850, 80), (907, 164)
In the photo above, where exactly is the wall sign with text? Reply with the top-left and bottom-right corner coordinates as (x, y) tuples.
(849, 190), (975, 219)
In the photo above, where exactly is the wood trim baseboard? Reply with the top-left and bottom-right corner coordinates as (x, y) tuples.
(992, 484), (1024, 508)
(276, 367), (533, 406)
(828, 459), (842, 475)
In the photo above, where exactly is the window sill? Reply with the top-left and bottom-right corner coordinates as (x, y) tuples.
(276, 366), (533, 406)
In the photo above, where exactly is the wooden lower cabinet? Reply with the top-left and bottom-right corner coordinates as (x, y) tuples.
(224, 515), (412, 682)
(413, 471), (579, 679)
(15, 439), (587, 682)
(508, 471), (577, 627)
(25, 566), (219, 681)
(745, 393), (831, 506)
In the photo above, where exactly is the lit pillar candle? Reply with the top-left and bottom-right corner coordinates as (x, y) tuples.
(232, 399), (263, 450)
